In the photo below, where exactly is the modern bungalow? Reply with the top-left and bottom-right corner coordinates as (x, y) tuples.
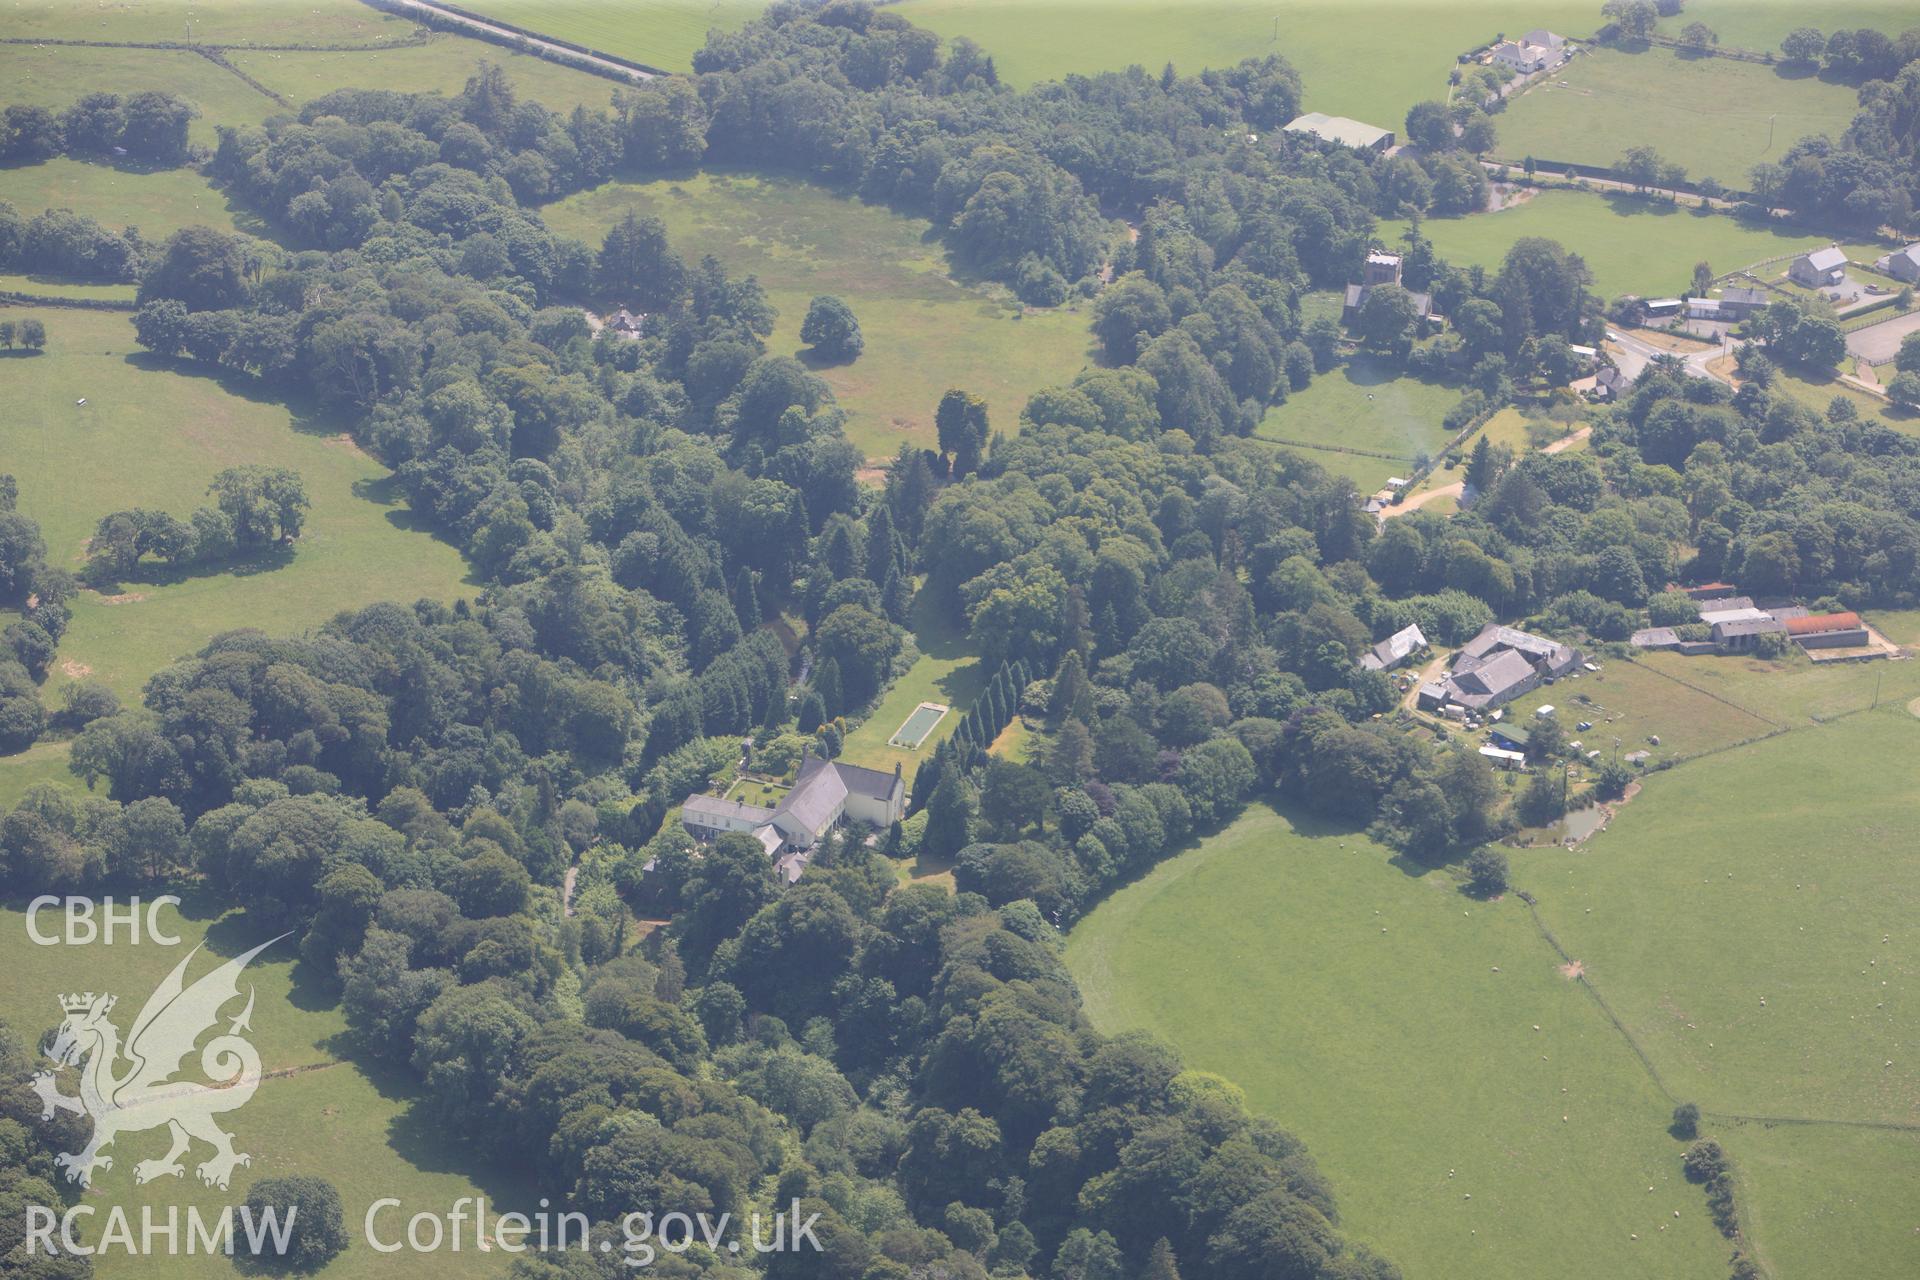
(1789, 246), (1848, 288)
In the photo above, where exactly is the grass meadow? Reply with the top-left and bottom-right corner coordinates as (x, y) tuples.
(541, 171), (1096, 458)
(0, 308), (474, 704)
(1384, 191), (1873, 301)
(0, 158), (253, 240)
(1497, 46), (1862, 184)
(0, 893), (522, 1280)
(1496, 657), (1779, 766)
(456, 0), (768, 72)
(1254, 354), (1461, 489)
(896, 0), (1596, 128)
(1066, 802), (1731, 1280)
(0, 44), (276, 147)
(1652, 0), (1920, 54)
(0, 0), (418, 45)
(226, 38), (631, 119)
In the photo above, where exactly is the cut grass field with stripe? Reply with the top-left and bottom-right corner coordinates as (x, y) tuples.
(1, 308), (475, 703)
(1254, 354), (1462, 486)
(1066, 802), (1730, 1280)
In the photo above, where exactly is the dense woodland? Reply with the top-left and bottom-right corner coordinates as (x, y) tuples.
(3, 4), (1920, 1279)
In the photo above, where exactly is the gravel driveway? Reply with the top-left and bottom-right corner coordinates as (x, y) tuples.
(1845, 309), (1920, 364)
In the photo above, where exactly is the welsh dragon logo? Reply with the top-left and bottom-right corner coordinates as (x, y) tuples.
(31, 935), (287, 1190)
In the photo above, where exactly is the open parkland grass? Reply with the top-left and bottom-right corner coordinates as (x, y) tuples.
(1632, 637), (1920, 727)
(1066, 802), (1731, 1280)
(0, 893), (521, 1280)
(1384, 191), (1873, 301)
(0, 308), (475, 704)
(0, 43), (276, 148)
(897, 0), (1596, 129)
(457, 0), (769, 73)
(1498, 46), (1861, 186)
(0, 0), (418, 45)
(541, 171), (1095, 458)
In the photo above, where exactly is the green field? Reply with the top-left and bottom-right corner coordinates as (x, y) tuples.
(1504, 700), (1920, 1277)
(1254, 354), (1461, 490)
(457, 0), (768, 72)
(0, 274), (137, 303)
(1495, 657), (1779, 767)
(1498, 46), (1861, 187)
(541, 171), (1096, 458)
(1386, 190), (1872, 301)
(0, 308), (474, 703)
(0, 894), (519, 1280)
(0, 44), (279, 147)
(1653, 0), (1920, 54)
(0, 740), (79, 811)
(226, 37), (630, 119)
(897, 0), (1596, 128)
(1067, 803), (1732, 1280)
(1632, 641), (1918, 728)
(0, 0), (418, 45)
(0, 158), (253, 240)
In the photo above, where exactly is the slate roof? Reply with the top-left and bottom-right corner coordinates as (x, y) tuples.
(1360, 623), (1428, 671)
(1451, 648), (1537, 700)
(774, 753), (848, 837)
(834, 760), (900, 802)
(1801, 246), (1847, 273)
(683, 793), (777, 826)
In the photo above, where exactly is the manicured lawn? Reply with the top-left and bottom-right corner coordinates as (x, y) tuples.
(1255, 353), (1461, 467)
(0, 894), (522, 1280)
(456, 0), (768, 72)
(1066, 802), (1730, 1280)
(726, 776), (791, 808)
(839, 589), (987, 781)
(0, 308), (475, 703)
(0, 158), (255, 240)
(1497, 46), (1860, 186)
(896, 0), (1596, 129)
(1386, 191), (1870, 301)
(541, 171), (1096, 458)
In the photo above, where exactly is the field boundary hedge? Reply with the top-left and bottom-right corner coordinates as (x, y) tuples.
(0, 290), (137, 311)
